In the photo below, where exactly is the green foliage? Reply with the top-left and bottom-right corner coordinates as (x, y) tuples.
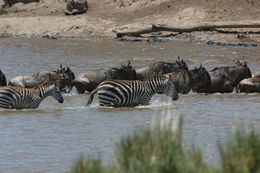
(68, 118), (260, 173)
(70, 155), (104, 173)
(219, 129), (260, 173)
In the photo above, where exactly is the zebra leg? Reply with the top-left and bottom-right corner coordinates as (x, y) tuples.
(86, 88), (98, 106)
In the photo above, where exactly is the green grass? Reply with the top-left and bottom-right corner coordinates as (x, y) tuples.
(68, 117), (260, 173)
(219, 129), (260, 173)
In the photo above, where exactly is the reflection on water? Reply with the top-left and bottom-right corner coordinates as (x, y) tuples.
(0, 38), (260, 173)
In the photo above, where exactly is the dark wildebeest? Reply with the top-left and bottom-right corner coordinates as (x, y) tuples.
(0, 69), (7, 87)
(136, 58), (188, 80)
(195, 60), (252, 93)
(236, 71), (260, 93)
(9, 65), (75, 93)
(73, 61), (137, 94)
(168, 65), (211, 94)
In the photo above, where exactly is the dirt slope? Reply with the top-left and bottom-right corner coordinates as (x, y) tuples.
(0, 0), (259, 38)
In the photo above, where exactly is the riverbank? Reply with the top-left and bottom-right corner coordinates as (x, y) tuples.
(0, 0), (260, 43)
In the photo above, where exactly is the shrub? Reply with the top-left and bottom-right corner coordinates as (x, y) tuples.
(68, 117), (259, 173)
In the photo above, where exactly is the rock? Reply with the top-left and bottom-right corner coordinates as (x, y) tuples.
(250, 43), (257, 47)
(42, 35), (57, 40)
(83, 30), (92, 36)
(65, 0), (88, 15)
(206, 41), (215, 45)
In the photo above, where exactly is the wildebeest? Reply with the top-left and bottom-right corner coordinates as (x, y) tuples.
(236, 71), (260, 93)
(73, 61), (137, 94)
(168, 65), (211, 94)
(195, 60), (252, 93)
(9, 65), (75, 93)
(136, 58), (188, 80)
(0, 69), (7, 87)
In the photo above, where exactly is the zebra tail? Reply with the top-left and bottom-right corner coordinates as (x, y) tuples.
(86, 88), (98, 106)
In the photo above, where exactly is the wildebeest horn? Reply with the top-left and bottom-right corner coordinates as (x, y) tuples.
(200, 64), (202, 68)
(127, 60), (131, 66)
(244, 61), (247, 67)
(60, 64), (63, 69)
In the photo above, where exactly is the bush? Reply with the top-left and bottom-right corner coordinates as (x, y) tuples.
(68, 117), (260, 173)
(219, 129), (260, 173)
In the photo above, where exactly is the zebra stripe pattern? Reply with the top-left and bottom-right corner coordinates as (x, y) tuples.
(87, 74), (179, 107)
(0, 84), (64, 109)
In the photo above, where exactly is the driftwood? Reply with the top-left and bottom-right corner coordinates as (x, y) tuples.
(113, 21), (260, 38)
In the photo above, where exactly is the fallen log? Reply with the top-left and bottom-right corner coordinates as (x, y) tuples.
(113, 26), (154, 37)
(113, 21), (260, 38)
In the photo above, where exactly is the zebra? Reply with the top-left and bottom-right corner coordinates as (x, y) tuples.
(0, 84), (64, 109)
(86, 74), (179, 107)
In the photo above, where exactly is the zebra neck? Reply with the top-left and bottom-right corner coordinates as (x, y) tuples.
(146, 77), (164, 93)
(37, 86), (53, 99)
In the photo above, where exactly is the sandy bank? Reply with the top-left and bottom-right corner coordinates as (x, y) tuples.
(0, 0), (260, 43)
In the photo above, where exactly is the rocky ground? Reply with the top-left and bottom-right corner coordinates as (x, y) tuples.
(0, 0), (260, 44)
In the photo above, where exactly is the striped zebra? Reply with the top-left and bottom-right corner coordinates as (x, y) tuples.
(86, 74), (179, 107)
(0, 84), (64, 109)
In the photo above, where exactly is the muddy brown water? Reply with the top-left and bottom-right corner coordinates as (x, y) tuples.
(0, 37), (260, 173)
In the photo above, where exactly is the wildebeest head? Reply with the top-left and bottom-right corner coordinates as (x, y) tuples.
(35, 73), (73, 93)
(189, 65), (211, 91)
(175, 57), (188, 71)
(57, 65), (75, 81)
(0, 69), (7, 87)
(231, 60), (252, 84)
(112, 61), (137, 80)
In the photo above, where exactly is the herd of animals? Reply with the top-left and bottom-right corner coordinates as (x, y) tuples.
(0, 58), (259, 109)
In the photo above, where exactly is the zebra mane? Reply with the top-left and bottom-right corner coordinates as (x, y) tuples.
(146, 74), (170, 83)
(33, 82), (55, 89)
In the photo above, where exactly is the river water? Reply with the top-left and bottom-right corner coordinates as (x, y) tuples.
(0, 37), (259, 173)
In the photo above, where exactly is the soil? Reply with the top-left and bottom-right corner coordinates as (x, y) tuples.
(0, 0), (260, 43)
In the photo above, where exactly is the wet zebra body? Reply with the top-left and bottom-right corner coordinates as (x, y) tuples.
(87, 74), (179, 107)
(0, 85), (64, 109)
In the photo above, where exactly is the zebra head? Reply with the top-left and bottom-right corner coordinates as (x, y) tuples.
(163, 75), (179, 101)
(50, 85), (64, 103)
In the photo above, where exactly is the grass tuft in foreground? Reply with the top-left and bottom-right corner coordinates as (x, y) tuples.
(219, 129), (260, 173)
(68, 117), (260, 173)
